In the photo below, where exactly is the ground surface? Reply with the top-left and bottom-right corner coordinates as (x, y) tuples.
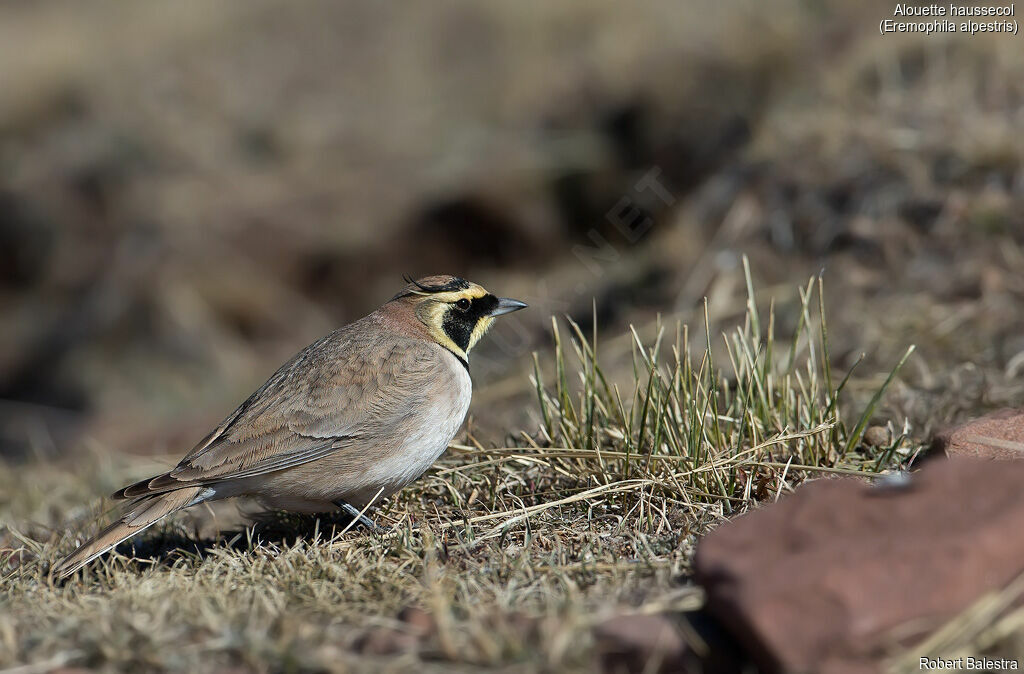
(3, 1), (1024, 671)
(2, 296), (919, 671)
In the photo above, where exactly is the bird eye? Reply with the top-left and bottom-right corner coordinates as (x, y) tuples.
(455, 298), (471, 311)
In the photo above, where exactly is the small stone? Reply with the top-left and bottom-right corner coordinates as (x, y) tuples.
(355, 627), (419, 656)
(2, 548), (36, 570)
(862, 425), (890, 448)
(397, 605), (435, 636)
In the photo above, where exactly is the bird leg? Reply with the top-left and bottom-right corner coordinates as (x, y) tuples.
(333, 500), (385, 533)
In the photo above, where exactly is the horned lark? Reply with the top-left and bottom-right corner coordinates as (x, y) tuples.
(55, 275), (526, 578)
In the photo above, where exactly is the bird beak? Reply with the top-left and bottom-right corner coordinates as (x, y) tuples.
(490, 297), (528, 317)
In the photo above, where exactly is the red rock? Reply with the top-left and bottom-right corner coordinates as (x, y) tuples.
(594, 614), (688, 673)
(932, 408), (1024, 460)
(355, 627), (420, 656)
(397, 605), (435, 636)
(693, 458), (1024, 674)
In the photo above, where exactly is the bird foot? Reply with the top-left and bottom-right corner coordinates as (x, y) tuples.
(333, 500), (387, 533)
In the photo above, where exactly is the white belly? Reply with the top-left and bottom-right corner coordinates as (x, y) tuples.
(348, 362), (472, 504)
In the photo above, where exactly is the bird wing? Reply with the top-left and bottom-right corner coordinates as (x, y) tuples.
(117, 322), (455, 498)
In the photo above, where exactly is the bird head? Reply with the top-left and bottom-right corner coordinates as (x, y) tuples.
(391, 275), (527, 361)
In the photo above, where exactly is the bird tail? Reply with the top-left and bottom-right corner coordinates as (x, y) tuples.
(53, 486), (205, 579)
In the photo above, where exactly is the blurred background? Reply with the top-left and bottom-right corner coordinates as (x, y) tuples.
(2, 0), (1023, 466)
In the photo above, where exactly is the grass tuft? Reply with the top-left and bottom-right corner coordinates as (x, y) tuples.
(507, 258), (916, 531)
